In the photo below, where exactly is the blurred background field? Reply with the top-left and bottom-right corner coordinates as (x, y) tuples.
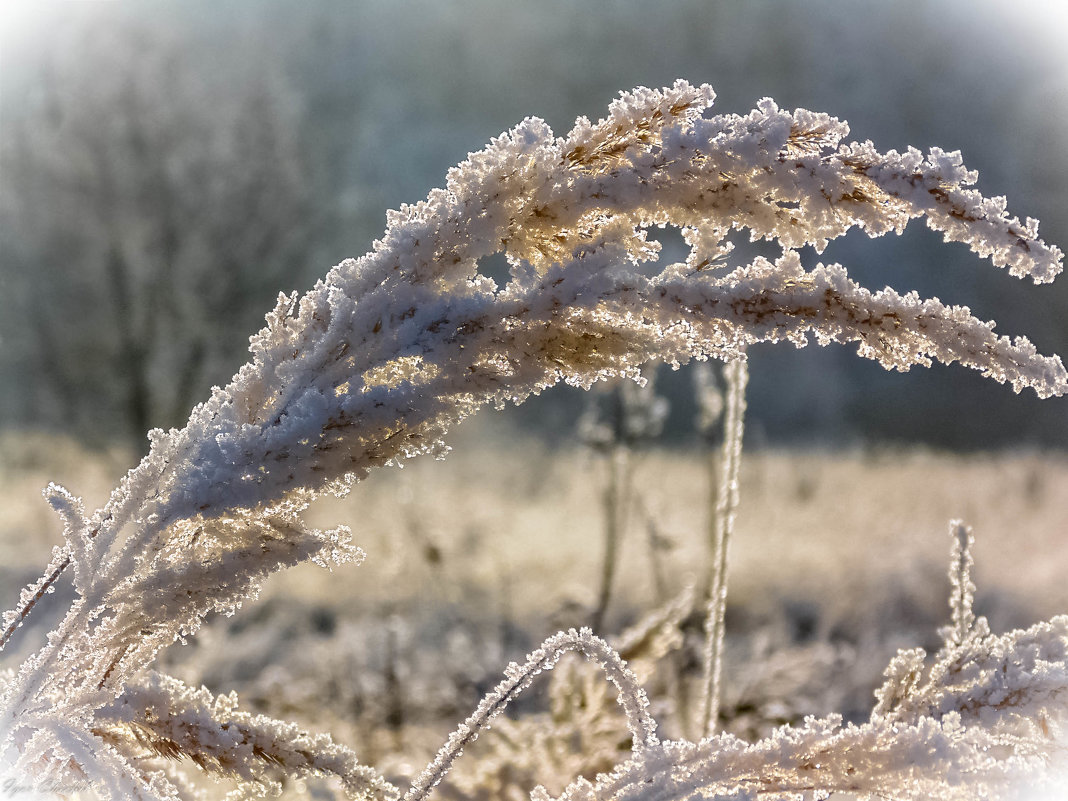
(2, 424), (1067, 794)
(3, 1), (1068, 797)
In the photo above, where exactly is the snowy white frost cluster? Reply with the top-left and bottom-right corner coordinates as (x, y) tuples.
(1, 81), (1067, 799)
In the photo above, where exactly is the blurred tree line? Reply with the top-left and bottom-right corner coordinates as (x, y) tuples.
(1, 0), (1066, 451)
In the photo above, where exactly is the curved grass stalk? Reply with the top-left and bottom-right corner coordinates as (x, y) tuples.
(404, 628), (655, 801)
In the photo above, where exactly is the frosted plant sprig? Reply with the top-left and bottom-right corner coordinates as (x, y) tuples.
(91, 672), (399, 801)
(443, 592), (698, 801)
(875, 521), (1067, 751)
(404, 628), (655, 801)
(878, 615), (1068, 749)
(42, 81), (1067, 535)
(610, 584), (695, 665)
(1, 81), (1065, 797)
(946, 519), (979, 646)
(541, 521), (1068, 801)
(545, 712), (1054, 801)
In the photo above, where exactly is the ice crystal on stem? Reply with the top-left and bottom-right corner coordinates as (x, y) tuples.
(1, 81), (1065, 798)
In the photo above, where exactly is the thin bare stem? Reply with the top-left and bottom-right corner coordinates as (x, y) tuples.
(592, 444), (631, 632)
(635, 491), (670, 605)
(0, 513), (111, 654)
(0, 556), (69, 653)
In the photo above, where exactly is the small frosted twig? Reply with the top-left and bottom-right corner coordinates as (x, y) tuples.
(872, 647), (927, 720)
(947, 519), (976, 645)
(699, 354), (748, 737)
(0, 504), (112, 654)
(872, 523), (1068, 749)
(611, 583), (696, 660)
(93, 671), (398, 801)
(0, 551), (70, 654)
(404, 628), (656, 801)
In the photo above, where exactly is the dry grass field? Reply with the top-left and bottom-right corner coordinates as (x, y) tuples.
(3, 422), (1065, 796)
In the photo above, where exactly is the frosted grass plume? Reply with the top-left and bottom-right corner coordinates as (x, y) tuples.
(1, 81), (1066, 798)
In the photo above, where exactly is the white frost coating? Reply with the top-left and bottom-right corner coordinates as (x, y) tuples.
(547, 713), (1058, 801)
(404, 628), (656, 801)
(700, 355), (748, 737)
(946, 520), (978, 646)
(0, 81), (1065, 798)
(542, 523), (1068, 801)
(875, 522), (1068, 752)
(93, 671), (398, 801)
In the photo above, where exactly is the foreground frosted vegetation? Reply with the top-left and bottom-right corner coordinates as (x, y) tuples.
(2, 82), (1067, 799)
